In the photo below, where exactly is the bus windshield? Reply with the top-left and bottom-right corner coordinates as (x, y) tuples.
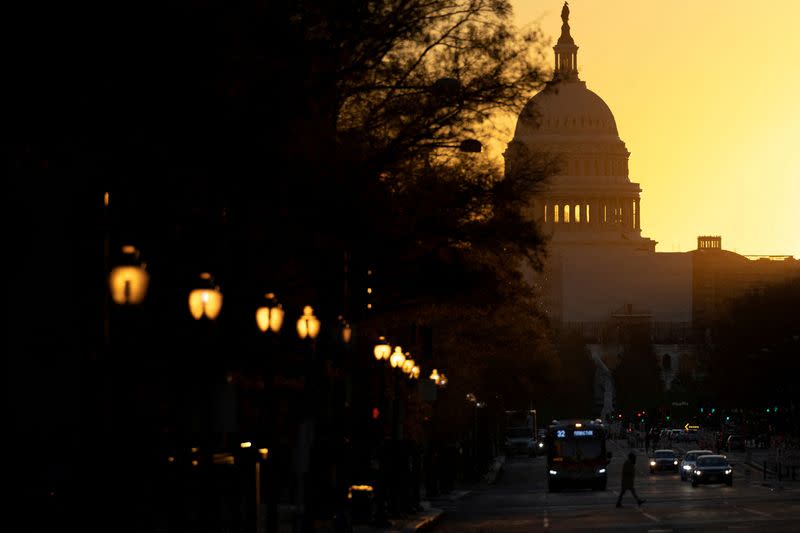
(551, 438), (603, 461)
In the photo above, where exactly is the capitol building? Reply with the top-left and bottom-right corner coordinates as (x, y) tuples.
(507, 3), (799, 412)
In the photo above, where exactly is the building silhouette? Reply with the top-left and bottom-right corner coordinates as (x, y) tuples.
(506, 3), (800, 415)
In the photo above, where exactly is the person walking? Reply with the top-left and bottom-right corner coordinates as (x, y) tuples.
(616, 452), (646, 508)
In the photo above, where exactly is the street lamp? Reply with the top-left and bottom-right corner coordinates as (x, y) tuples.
(374, 336), (391, 361)
(338, 316), (352, 344)
(296, 306), (321, 340)
(389, 346), (406, 369)
(255, 292), (284, 333)
(109, 245), (149, 305)
(401, 355), (415, 375)
(188, 272), (223, 320)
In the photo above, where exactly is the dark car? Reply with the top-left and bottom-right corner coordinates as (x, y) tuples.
(679, 449), (714, 481)
(691, 454), (733, 487)
(649, 449), (679, 474)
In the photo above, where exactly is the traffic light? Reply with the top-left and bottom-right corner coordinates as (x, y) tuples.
(711, 408), (716, 414)
(665, 415), (671, 421)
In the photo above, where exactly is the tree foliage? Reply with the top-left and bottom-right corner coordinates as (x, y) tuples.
(611, 323), (665, 413)
(15, 0), (560, 437)
(703, 278), (800, 409)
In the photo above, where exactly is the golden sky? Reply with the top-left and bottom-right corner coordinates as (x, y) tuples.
(507, 0), (800, 257)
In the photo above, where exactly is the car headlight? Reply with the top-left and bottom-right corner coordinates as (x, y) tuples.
(598, 468), (606, 474)
(695, 470), (702, 476)
(725, 469), (732, 475)
(538, 442), (544, 448)
(683, 465), (692, 470)
(673, 460), (679, 465)
(650, 460), (656, 466)
(549, 470), (558, 476)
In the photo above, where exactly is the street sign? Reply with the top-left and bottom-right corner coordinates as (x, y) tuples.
(684, 423), (699, 430)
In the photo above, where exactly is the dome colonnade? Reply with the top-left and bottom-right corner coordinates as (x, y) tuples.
(509, 1), (652, 250)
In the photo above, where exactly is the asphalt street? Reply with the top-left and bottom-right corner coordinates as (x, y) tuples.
(431, 439), (800, 532)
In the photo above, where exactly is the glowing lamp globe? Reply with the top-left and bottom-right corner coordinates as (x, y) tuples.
(109, 245), (149, 305)
(374, 336), (391, 361)
(296, 306), (321, 339)
(188, 272), (223, 320)
(389, 346), (406, 368)
(255, 293), (284, 333)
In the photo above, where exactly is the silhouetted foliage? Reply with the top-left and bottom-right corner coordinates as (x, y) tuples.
(612, 324), (665, 413)
(703, 278), (800, 410)
(13, 0), (556, 368)
(11, 3), (560, 525)
(533, 330), (595, 420)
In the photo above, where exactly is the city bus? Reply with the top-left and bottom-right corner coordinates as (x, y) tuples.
(546, 418), (611, 492)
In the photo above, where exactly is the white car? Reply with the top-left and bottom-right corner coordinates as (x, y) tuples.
(679, 449), (714, 481)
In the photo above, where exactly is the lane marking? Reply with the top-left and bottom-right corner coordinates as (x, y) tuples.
(741, 507), (772, 518)
(543, 508), (549, 529)
(638, 508), (659, 522)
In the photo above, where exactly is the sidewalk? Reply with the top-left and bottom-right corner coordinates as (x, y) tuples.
(351, 454), (504, 533)
(351, 502), (445, 533)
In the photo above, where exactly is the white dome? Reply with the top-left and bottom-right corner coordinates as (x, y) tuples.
(514, 80), (619, 139)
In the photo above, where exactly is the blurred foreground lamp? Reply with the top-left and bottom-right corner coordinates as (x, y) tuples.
(389, 346), (406, 368)
(296, 306), (320, 340)
(109, 245), (149, 305)
(188, 272), (223, 320)
(339, 316), (352, 344)
(374, 336), (391, 361)
(402, 356), (414, 374)
(411, 365), (420, 379)
(256, 293), (284, 333)
(438, 373), (448, 386)
(429, 368), (440, 382)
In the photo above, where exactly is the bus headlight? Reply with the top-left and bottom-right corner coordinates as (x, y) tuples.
(598, 468), (606, 474)
(549, 470), (558, 476)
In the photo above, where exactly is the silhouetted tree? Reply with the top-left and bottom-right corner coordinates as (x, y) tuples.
(612, 324), (665, 413)
(13, 1), (560, 528)
(534, 330), (595, 419)
(704, 278), (800, 411)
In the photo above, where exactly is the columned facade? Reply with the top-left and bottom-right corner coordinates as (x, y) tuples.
(506, 3), (689, 329)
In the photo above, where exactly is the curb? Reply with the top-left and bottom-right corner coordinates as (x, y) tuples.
(404, 508), (445, 532)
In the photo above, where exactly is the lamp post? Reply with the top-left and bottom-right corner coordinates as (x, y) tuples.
(253, 293), (284, 533)
(295, 305), (320, 532)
